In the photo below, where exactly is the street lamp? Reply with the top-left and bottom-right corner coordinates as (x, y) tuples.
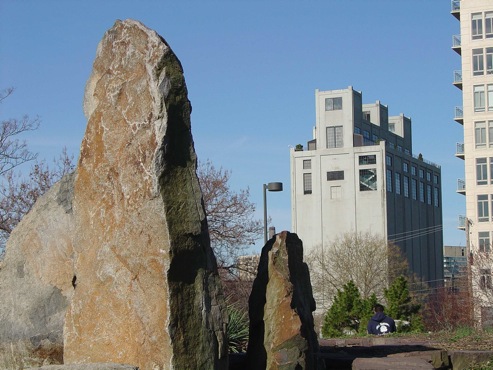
(263, 182), (283, 244)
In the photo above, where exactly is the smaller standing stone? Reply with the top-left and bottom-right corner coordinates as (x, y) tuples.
(246, 231), (322, 369)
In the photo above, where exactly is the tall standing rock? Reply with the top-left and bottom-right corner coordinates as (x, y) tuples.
(247, 231), (322, 370)
(63, 19), (228, 369)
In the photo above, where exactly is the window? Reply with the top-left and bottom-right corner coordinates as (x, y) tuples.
(363, 130), (370, 140)
(488, 85), (493, 110)
(360, 169), (377, 191)
(419, 169), (424, 178)
(489, 121), (493, 146)
(354, 127), (361, 134)
(330, 186), (342, 199)
(389, 123), (395, 133)
(476, 121), (487, 148)
(474, 85), (486, 112)
(327, 126), (343, 148)
(363, 111), (371, 121)
(359, 155), (376, 165)
(403, 162), (409, 173)
(490, 158), (493, 184)
(386, 169), (392, 192)
(411, 179), (417, 200)
(404, 176), (409, 198)
(395, 173), (401, 195)
(477, 158), (488, 185)
(372, 134), (378, 143)
(487, 48), (493, 75)
(426, 172), (431, 181)
(397, 145), (403, 152)
(478, 194), (489, 222)
(411, 166), (417, 176)
(472, 13), (483, 39)
(386, 155), (392, 166)
(480, 269), (492, 290)
(327, 171), (344, 181)
(325, 97), (342, 111)
(302, 159), (311, 170)
(480, 232), (491, 252)
(486, 12), (493, 38)
(434, 187), (439, 207)
(434, 174), (439, 184)
(303, 173), (312, 194)
(427, 184), (432, 205)
(419, 182), (425, 202)
(473, 49), (484, 75)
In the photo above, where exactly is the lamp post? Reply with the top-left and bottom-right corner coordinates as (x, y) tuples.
(263, 182), (283, 244)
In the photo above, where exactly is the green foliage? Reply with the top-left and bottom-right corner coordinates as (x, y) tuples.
(358, 293), (378, 335)
(451, 326), (475, 342)
(321, 280), (374, 337)
(384, 275), (422, 332)
(226, 303), (249, 353)
(322, 276), (426, 338)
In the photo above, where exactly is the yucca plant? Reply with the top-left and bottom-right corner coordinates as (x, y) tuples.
(226, 302), (249, 353)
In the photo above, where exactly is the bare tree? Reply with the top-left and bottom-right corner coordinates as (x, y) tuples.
(470, 249), (493, 328)
(0, 88), (40, 175)
(197, 159), (263, 271)
(306, 231), (409, 311)
(0, 88), (75, 257)
(0, 149), (74, 245)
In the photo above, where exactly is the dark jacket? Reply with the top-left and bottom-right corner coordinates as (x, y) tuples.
(367, 312), (396, 335)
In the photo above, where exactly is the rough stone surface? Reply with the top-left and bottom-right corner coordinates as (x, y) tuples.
(449, 351), (493, 370)
(0, 173), (76, 346)
(388, 350), (450, 369)
(352, 357), (434, 369)
(0, 19), (228, 370)
(246, 231), (322, 369)
(27, 365), (137, 370)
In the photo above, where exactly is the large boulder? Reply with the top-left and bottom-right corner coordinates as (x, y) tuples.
(0, 173), (75, 346)
(0, 19), (228, 370)
(246, 231), (322, 369)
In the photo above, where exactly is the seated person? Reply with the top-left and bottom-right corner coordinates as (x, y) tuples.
(367, 304), (396, 335)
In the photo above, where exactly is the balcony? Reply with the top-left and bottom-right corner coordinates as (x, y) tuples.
(458, 215), (466, 230)
(455, 142), (465, 159)
(451, 0), (460, 20)
(454, 106), (463, 124)
(457, 178), (466, 195)
(452, 35), (461, 55)
(453, 70), (462, 90)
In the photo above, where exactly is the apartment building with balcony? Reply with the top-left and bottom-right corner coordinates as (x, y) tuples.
(290, 87), (443, 308)
(452, 0), (493, 328)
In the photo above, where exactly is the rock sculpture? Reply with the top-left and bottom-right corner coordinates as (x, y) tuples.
(246, 231), (322, 369)
(0, 19), (228, 370)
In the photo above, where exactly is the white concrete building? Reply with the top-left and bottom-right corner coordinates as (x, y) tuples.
(290, 87), (443, 307)
(451, 0), (493, 328)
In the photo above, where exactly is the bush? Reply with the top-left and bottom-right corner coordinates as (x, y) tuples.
(321, 281), (374, 337)
(226, 303), (249, 353)
(384, 275), (423, 332)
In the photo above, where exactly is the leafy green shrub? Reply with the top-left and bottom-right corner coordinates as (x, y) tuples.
(384, 275), (422, 332)
(321, 280), (374, 337)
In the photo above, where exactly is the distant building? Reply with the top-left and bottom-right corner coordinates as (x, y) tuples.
(443, 245), (468, 290)
(290, 87), (444, 308)
(451, 0), (493, 328)
(236, 254), (260, 281)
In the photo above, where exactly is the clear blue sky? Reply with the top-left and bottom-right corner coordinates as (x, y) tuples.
(0, 0), (466, 251)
